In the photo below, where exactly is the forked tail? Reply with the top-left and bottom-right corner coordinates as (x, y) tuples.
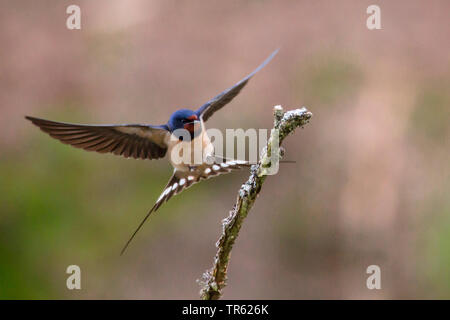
(120, 160), (250, 255)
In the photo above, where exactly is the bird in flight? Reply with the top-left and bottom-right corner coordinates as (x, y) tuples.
(26, 49), (278, 254)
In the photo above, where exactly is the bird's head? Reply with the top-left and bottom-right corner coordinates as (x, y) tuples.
(168, 109), (201, 140)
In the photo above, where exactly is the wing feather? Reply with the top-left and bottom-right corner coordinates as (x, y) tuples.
(26, 116), (169, 160)
(196, 49), (278, 121)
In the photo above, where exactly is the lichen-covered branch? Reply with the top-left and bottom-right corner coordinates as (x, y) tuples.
(198, 105), (313, 300)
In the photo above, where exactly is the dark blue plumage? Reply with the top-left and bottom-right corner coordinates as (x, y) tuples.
(167, 109), (198, 132)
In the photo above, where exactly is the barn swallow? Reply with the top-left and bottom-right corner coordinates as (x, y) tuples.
(25, 49), (278, 254)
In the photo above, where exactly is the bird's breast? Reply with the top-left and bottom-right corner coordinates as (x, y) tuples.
(167, 123), (214, 171)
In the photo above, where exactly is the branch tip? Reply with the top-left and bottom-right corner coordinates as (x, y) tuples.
(199, 105), (312, 300)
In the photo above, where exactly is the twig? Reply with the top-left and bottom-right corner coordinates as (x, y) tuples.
(198, 105), (313, 300)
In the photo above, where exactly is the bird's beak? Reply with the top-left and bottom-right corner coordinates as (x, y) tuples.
(184, 120), (201, 133)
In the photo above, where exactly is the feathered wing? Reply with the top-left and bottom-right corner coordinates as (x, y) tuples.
(195, 49), (278, 122)
(25, 116), (170, 160)
(120, 160), (251, 255)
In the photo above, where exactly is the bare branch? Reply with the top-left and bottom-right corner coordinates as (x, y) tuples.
(198, 105), (313, 300)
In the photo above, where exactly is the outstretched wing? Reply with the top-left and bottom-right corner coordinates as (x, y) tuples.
(25, 116), (170, 160)
(121, 160), (251, 255)
(195, 49), (278, 122)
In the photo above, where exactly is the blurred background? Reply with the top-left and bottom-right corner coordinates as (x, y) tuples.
(1, 0), (449, 299)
